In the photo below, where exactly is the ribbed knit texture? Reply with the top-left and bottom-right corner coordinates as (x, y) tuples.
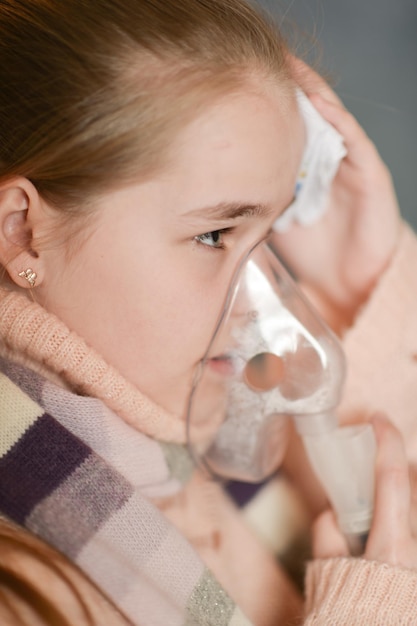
(305, 558), (417, 625)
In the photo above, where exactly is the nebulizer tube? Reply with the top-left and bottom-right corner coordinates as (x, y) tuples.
(186, 239), (376, 554)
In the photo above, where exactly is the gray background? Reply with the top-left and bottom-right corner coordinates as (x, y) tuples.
(257, 0), (417, 229)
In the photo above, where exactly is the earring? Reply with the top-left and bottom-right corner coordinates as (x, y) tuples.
(18, 268), (37, 288)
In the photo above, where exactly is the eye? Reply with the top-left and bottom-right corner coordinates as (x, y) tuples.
(194, 229), (230, 250)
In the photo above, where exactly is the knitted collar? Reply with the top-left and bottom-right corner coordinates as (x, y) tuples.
(0, 359), (250, 625)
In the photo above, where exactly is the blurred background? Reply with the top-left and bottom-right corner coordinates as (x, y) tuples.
(257, 0), (417, 229)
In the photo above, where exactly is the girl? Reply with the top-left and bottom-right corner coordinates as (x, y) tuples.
(0, 0), (416, 624)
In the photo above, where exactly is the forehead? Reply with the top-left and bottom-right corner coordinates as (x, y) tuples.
(160, 80), (304, 212)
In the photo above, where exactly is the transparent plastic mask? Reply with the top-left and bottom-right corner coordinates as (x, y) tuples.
(186, 240), (376, 547)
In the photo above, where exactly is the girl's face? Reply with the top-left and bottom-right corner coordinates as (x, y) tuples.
(38, 81), (304, 418)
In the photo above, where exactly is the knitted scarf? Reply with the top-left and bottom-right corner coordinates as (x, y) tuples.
(0, 357), (251, 625)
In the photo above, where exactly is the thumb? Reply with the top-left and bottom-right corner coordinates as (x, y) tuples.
(365, 413), (413, 564)
(312, 509), (349, 559)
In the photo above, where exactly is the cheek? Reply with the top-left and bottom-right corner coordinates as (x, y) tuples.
(142, 280), (223, 359)
(122, 275), (229, 416)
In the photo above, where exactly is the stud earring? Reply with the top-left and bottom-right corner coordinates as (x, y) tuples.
(18, 268), (37, 288)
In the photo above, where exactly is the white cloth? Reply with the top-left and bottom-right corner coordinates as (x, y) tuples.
(274, 89), (347, 232)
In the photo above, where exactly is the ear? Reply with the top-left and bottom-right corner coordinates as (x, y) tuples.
(0, 177), (46, 289)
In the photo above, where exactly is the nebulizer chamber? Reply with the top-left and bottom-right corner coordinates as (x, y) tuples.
(186, 241), (376, 547)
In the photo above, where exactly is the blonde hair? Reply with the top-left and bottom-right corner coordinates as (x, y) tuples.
(0, 0), (291, 214)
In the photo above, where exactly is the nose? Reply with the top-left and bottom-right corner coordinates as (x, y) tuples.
(227, 241), (277, 321)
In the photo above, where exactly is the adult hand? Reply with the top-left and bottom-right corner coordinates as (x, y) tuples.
(272, 58), (401, 327)
(313, 415), (417, 569)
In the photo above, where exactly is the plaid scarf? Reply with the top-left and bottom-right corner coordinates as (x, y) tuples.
(0, 358), (252, 625)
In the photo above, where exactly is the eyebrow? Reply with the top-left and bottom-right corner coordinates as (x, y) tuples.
(183, 201), (275, 222)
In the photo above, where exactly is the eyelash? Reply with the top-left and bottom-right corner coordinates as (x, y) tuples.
(194, 228), (233, 250)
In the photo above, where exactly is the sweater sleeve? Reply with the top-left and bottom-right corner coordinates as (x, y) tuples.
(303, 557), (417, 625)
(339, 221), (417, 461)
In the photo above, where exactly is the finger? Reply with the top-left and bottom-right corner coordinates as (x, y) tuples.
(287, 55), (344, 107)
(365, 414), (412, 564)
(288, 57), (386, 175)
(409, 465), (417, 536)
(312, 509), (349, 559)
(309, 94), (373, 156)
(308, 93), (384, 174)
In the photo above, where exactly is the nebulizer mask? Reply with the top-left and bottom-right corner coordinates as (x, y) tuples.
(186, 91), (376, 553)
